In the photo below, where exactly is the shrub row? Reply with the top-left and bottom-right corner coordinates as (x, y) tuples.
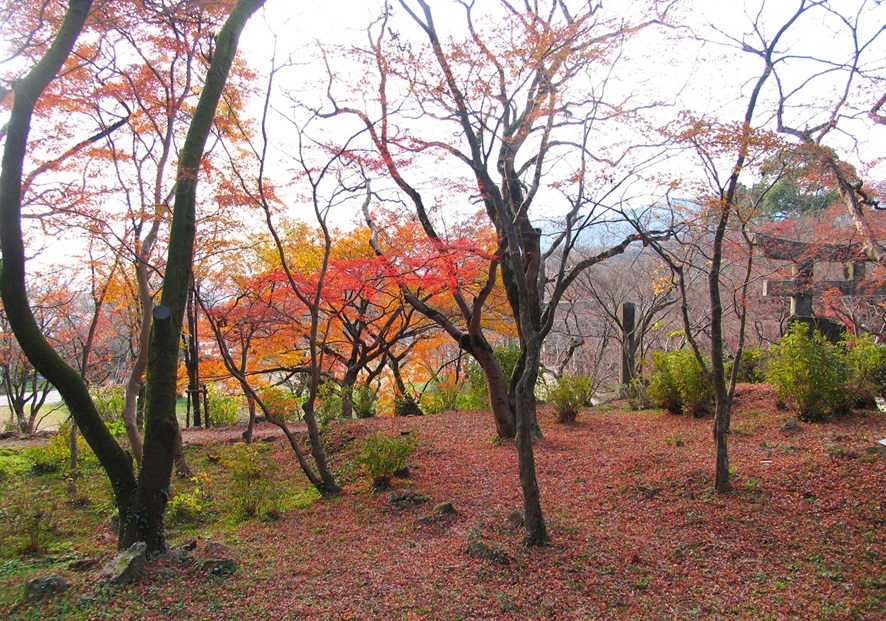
(644, 324), (886, 421)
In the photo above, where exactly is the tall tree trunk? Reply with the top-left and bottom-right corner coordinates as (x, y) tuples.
(705, 219), (733, 494)
(0, 0), (139, 543)
(243, 394), (256, 443)
(515, 336), (547, 545)
(120, 259), (151, 464)
(186, 281), (202, 426)
(173, 430), (193, 478)
(118, 0), (266, 551)
(713, 396), (732, 492)
(509, 347), (541, 439)
(68, 420), (79, 478)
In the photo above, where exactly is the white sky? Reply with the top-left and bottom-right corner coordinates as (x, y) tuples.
(5, 0), (886, 269)
(234, 0), (885, 221)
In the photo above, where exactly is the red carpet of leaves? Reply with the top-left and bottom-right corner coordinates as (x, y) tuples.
(24, 385), (886, 620)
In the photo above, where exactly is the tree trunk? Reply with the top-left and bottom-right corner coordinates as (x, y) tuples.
(243, 394), (256, 443)
(515, 338), (548, 546)
(186, 281), (202, 426)
(341, 369), (358, 420)
(301, 401), (342, 495)
(509, 347), (541, 439)
(713, 396), (732, 493)
(68, 420), (79, 478)
(120, 258), (152, 464)
(174, 430), (193, 478)
(468, 337), (516, 438)
(0, 0), (140, 546)
(0, 0), (264, 554)
(117, 0), (266, 552)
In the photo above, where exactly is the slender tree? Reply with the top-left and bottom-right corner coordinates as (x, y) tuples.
(327, 0), (674, 545)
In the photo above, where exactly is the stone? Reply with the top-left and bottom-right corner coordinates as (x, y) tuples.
(175, 538), (198, 551)
(433, 501), (456, 515)
(99, 541), (147, 586)
(388, 489), (430, 510)
(466, 540), (511, 565)
(506, 509), (525, 528)
(202, 557), (238, 576)
(393, 466), (411, 479)
(781, 418), (801, 432)
(24, 574), (69, 602)
(68, 557), (99, 572)
(394, 396), (423, 417)
(166, 547), (191, 567)
(203, 542), (231, 557)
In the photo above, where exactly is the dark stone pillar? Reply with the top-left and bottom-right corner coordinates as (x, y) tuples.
(619, 302), (636, 391)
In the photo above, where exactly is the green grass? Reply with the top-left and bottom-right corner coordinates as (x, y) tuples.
(2, 396), (206, 435)
(0, 437), (319, 580)
(0, 403), (70, 434)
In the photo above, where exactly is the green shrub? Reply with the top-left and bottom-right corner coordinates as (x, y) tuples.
(647, 349), (713, 415)
(845, 333), (886, 401)
(352, 384), (378, 419)
(646, 351), (680, 413)
(167, 473), (212, 525)
(223, 445), (285, 521)
(14, 497), (57, 556)
(206, 384), (243, 426)
(766, 323), (850, 421)
(465, 343), (521, 407)
(316, 380), (342, 424)
(466, 359), (491, 408)
(422, 378), (460, 414)
(623, 379), (650, 410)
(27, 423), (93, 475)
(90, 385), (125, 423)
(105, 419), (128, 437)
(727, 347), (770, 384)
(548, 374), (594, 423)
(356, 433), (416, 488)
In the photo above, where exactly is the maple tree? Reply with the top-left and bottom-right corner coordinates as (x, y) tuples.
(769, 9), (886, 268)
(0, 0), (265, 552)
(200, 267), (340, 491)
(320, 229), (435, 419)
(78, 0), (259, 462)
(324, 0), (674, 546)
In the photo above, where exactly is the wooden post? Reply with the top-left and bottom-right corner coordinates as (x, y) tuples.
(620, 302), (636, 392)
(201, 384), (210, 428)
(791, 261), (814, 317)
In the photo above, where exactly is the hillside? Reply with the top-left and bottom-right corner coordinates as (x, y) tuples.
(3, 385), (885, 620)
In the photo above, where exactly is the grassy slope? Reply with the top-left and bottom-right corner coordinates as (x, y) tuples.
(1, 385), (884, 620)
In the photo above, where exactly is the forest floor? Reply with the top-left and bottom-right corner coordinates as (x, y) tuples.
(1, 384), (885, 620)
